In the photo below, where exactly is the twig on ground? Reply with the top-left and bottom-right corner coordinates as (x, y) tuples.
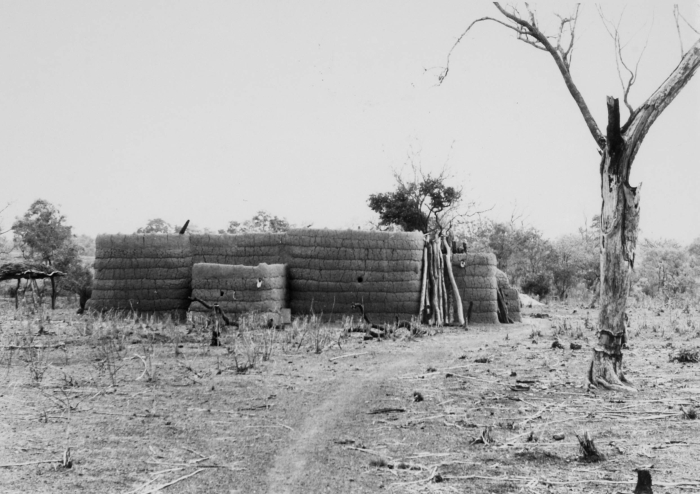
(141, 468), (206, 493)
(328, 352), (369, 361)
(0, 459), (63, 467)
(449, 373), (499, 384)
(402, 414), (446, 426)
(389, 466), (439, 486)
(244, 423), (296, 433)
(368, 407), (406, 414)
(0, 343), (66, 350)
(345, 446), (386, 457)
(122, 468), (186, 494)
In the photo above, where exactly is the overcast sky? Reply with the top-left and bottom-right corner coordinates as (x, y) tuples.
(1, 2), (698, 243)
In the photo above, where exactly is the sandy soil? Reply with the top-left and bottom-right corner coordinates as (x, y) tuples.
(1, 300), (700, 493)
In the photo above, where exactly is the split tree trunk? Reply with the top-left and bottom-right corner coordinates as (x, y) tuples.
(588, 36), (700, 391)
(587, 97), (639, 393)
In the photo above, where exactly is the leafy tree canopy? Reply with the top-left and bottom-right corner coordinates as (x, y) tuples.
(368, 170), (463, 234)
(221, 211), (291, 234)
(13, 199), (72, 266)
(136, 218), (175, 234)
(73, 234), (96, 257)
(12, 199), (91, 296)
(636, 238), (699, 298)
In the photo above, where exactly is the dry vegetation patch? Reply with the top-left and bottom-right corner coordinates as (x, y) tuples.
(1, 299), (700, 493)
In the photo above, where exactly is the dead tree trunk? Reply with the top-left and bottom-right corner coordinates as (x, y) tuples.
(588, 41), (700, 391)
(440, 5), (700, 390)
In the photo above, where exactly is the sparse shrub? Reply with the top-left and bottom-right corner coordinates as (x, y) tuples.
(309, 316), (337, 354)
(225, 314), (266, 372)
(551, 318), (583, 339)
(91, 322), (128, 387)
(25, 345), (50, 385)
(135, 339), (158, 382)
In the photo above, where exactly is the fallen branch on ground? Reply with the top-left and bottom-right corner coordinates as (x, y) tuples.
(329, 352), (369, 361)
(368, 407), (406, 414)
(0, 343), (66, 350)
(0, 459), (63, 467)
(142, 468), (206, 494)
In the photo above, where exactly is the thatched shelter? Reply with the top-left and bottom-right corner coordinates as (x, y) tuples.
(0, 262), (66, 309)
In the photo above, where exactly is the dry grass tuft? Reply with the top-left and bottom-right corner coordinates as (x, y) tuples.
(670, 347), (700, 363)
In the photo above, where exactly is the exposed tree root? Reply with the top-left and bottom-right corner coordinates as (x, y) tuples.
(586, 349), (636, 393)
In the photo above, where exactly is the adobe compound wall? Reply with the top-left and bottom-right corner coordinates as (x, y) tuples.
(89, 229), (500, 324)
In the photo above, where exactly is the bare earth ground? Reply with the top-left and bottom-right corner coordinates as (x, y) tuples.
(1, 298), (700, 493)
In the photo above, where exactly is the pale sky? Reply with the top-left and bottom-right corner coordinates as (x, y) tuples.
(1, 2), (699, 243)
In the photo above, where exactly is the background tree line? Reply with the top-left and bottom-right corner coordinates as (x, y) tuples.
(369, 171), (700, 303)
(3, 197), (699, 306)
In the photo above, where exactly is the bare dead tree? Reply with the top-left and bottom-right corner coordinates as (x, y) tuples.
(674, 5), (700, 58)
(441, 3), (700, 392)
(597, 6), (652, 116)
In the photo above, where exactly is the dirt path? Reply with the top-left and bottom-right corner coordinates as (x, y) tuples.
(266, 324), (537, 493)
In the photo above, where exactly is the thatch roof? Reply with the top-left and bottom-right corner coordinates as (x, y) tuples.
(0, 262), (66, 282)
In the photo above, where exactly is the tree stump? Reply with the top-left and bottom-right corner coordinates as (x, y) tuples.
(634, 469), (652, 494)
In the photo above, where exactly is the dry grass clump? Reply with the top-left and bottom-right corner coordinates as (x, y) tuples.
(551, 318), (584, 339)
(670, 347), (700, 363)
(217, 313), (346, 373)
(681, 405), (697, 419)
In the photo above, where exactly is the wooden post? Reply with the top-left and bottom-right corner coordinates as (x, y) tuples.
(50, 276), (56, 310)
(419, 244), (428, 320)
(442, 237), (465, 325)
(15, 278), (20, 309)
(433, 237), (444, 326)
(438, 242), (449, 323)
(429, 240), (441, 326)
